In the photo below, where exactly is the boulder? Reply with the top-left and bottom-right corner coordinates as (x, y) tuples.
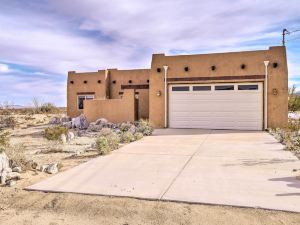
(87, 122), (103, 132)
(63, 121), (73, 129)
(95, 118), (108, 126)
(60, 134), (67, 144)
(6, 179), (16, 187)
(0, 152), (9, 185)
(72, 114), (89, 129)
(12, 167), (22, 173)
(6, 172), (21, 180)
(66, 131), (75, 142)
(39, 164), (48, 172)
(46, 163), (58, 174)
(61, 116), (71, 123)
(49, 117), (61, 125)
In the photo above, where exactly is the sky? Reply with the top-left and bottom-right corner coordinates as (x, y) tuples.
(0, 0), (300, 107)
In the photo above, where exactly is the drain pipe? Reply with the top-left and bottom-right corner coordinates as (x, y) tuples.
(264, 61), (270, 130)
(163, 66), (169, 128)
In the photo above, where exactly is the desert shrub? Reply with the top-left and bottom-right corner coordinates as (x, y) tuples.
(136, 119), (153, 136)
(40, 102), (59, 113)
(120, 131), (135, 143)
(5, 143), (29, 170)
(3, 116), (17, 129)
(98, 128), (114, 137)
(96, 132), (120, 155)
(288, 85), (300, 112)
(44, 126), (68, 140)
(0, 128), (10, 153)
(285, 119), (300, 132)
(120, 122), (132, 132)
(134, 132), (144, 140)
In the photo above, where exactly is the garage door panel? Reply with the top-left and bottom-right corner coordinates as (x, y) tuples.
(169, 83), (263, 130)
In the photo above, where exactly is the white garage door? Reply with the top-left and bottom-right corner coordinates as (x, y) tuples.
(169, 83), (263, 130)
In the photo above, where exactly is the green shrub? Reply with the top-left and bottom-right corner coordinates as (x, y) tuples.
(120, 122), (132, 132)
(288, 85), (300, 112)
(120, 131), (135, 143)
(96, 133), (120, 155)
(44, 126), (68, 140)
(136, 119), (153, 136)
(134, 132), (144, 141)
(0, 128), (10, 153)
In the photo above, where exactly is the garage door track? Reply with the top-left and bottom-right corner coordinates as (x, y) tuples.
(27, 129), (300, 212)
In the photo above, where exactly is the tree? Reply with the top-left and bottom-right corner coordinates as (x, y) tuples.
(288, 85), (300, 112)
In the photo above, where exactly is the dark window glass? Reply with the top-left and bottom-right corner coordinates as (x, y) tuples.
(172, 86), (189, 91)
(215, 85), (234, 91)
(238, 85), (258, 90)
(193, 86), (211, 91)
(78, 96), (85, 110)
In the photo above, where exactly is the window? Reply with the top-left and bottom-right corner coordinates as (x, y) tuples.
(215, 85), (234, 91)
(193, 86), (211, 91)
(172, 86), (189, 91)
(78, 95), (94, 110)
(238, 85), (258, 90)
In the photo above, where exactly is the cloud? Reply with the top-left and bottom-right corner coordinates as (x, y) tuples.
(0, 0), (300, 105)
(0, 63), (9, 73)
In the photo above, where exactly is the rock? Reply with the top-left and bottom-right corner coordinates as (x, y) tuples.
(31, 162), (38, 169)
(0, 152), (9, 185)
(9, 159), (18, 169)
(61, 116), (71, 123)
(12, 167), (22, 173)
(49, 117), (61, 125)
(39, 164), (48, 172)
(60, 134), (67, 144)
(87, 122), (103, 132)
(95, 118), (108, 126)
(72, 114), (89, 129)
(6, 168), (12, 173)
(46, 163), (58, 174)
(6, 179), (16, 187)
(7, 172), (21, 180)
(66, 131), (75, 142)
(63, 121), (73, 129)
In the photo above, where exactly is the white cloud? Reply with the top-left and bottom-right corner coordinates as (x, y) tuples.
(0, 0), (300, 105)
(0, 63), (9, 73)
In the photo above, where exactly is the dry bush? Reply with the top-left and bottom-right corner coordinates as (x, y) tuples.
(0, 128), (10, 153)
(5, 143), (29, 170)
(44, 126), (68, 140)
(134, 132), (144, 140)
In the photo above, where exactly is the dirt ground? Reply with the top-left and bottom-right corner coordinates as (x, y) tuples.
(1, 114), (300, 225)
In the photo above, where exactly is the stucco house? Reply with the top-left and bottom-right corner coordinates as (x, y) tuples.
(67, 46), (288, 130)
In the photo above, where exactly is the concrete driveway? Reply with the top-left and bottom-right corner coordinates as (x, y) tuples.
(27, 129), (300, 212)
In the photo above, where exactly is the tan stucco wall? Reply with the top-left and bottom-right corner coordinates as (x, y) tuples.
(84, 89), (137, 123)
(109, 69), (150, 119)
(149, 46), (288, 128)
(67, 70), (106, 118)
(67, 69), (150, 120)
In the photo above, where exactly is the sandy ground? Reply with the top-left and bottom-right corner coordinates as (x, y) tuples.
(1, 114), (300, 225)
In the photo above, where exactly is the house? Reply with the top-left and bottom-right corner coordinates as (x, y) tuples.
(67, 46), (288, 130)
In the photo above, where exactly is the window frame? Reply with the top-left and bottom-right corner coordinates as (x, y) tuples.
(77, 95), (95, 110)
(192, 86), (211, 91)
(172, 86), (190, 92)
(238, 84), (259, 90)
(215, 85), (235, 91)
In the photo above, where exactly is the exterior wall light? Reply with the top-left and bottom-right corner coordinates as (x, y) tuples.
(70, 80), (74, 84)
(272, 88), (278, 95)
(211, 65), (216, 71)
(241, 64), (246, 69)
(128, 80), (132, 84)
(84, 80), (87, 84)
(147, 79), (149, 83)
(156, 90), (161, 96)
(112, 80), (116, 84)
(184, 66), (189, 72)
(157, 68), (161, 73)
(98, 80), (101, 83)
(273, 62), (278, 68)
